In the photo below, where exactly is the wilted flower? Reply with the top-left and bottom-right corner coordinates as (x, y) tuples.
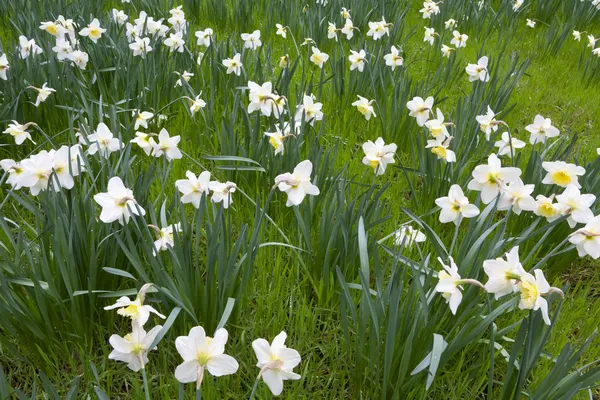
(175, 327), (239, 388)
(109, 324), (163, 371)
(79, 18), (106, 43)
(467, 154), (522, 204)
(252, 331), (301, 396)
(435, 184), (480, 224)
(466, 56), (489, 82)
(541, 161), (585, 188)
(525, 115), (559, 145)
(275, 160), (320, 206)
(223, 53), (243, 76)
(176, 171), (211, 208)
(93, 176), (146, 225)
(407, 96), (434, 126)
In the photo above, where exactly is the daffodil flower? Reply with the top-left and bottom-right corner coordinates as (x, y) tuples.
(109, 323), (163, 371)
(295, 95), (323, 125)
(17, 150), (54, 195)
(476, 106), (499, 140)
(176, 171), (211, 208)
(133, 110), (154, 130)
(209, 181), (237, 208)
(104, 284), (165, 326)
(466, 56), (489, 82)
(93, 176), (146, 225)
(526, 19), (536, 28)
(276, 23), (287, 38)
(189, 94), (206, 116)
(195, 28), (213, 46)
(310, 47), (329, 68)
(31, 83), (56, 107)
(340, 7), (351, 19)
(441, 45), (455, 58)
(367, 18), (391, 40)
(525, 114), (559, 145)
(483, 247), (525, 299)
(1, 159), (24, 189)
(0, 54), (9, 80)
(79, 18), (106, 43)
(435, 257), (464, 315)
(541, 161), (585, 188)
(152, 128), (182, 161)
(327, 22), (338, 41)
(241, 30), (262, 50)
(341, 19), (356, 40)
(275, 160), (320, 206)
(86, 123), (122, 157)
(362, 137), (397, 175)
(394, 225), (426, 247)
(467, 154), (522, 204)
(495, 132), (526, 157)
(556, 185), (595, 228)
(435, 184), (480, 224)
(497, 178), (537, 215)
(426, 137), (456, 163)
(348, 49), (367, 72)
(252, 331), (301, 396)
(534, 194), (564, 222)
(3, 121), (34, 145)
(407, 96), (434, 126)
(424, 108), (451, 140)
(150, 223), (181, 253)
(569, 216), (600, 259)
(19, 36), (43, 59)
(164, 31), (185, 53)
(445, 18), (457, 29)
(517, 270), (553, 325)
(352, 96), (376, 120)
(112, 9), (128, 25)
(68, 50), (89, 70)
(450, 30), (468, 48)
(384, 46), (403, 70)
(424, 27), (436, 45)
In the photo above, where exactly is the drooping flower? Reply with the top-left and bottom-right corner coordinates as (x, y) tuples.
(362, 137), (397, 175)
(32, 83), (56, 107)
(407, 96), (434, 126)
(555, 185), (595, 228)
(175, 327), (239, 388)
(175, 171), (211, 208)
(93, 176), (146, 225)
(483, 247), (525, 299)
(467, 154), (522, 204)
(466, 56), (489, 82)
(109, 324), (163, 371)
(541, 161), (585, 188)
(252, 331), (301, 396)
(435, 184), (480, 224)
(525, 115), (560, 145)
(274, 160), (320, 206)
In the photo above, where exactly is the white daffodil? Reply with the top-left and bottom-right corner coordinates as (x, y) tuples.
(176, 171), (211, 208)
(174, 71), (194, 87)
(93, 177), (146, 225)
(241, 30), (262, 50)
(1, 159), (24, 189)
(476, 106), (499, 140)
(223, 53), (243, 76)
(168, 6), (187, 33)
(295, 95), (323, 125)
(352, 96), (376, 120)
(483, 246), (526, 299)
(466, 56), (489, 82)
(407, 96), (434, 126)
(348, 49), (367, 72)
(341, 18), (355, 40)
(384, 46), (403, 70)
(189, 94), (206, 116)
(208, 181), (237, 208)
(252, 331), (301, 396)
(534, 194), (564, 222)
(86, 123), (122, 157)
(367, 18), (391, 40)
(275, 160), (320, 206)
(497, 178), (536, 215)
(19, 36), (43, 59)
(40, 21), (59, 35)
(525, 114), (560, 145)
(588, 34), (598, 48)
(265, 124), (296, 155)
(79, 18), (106, 42)
(362, 137), (397, 175)
(426, 137), (456, 163)
(52, 38), (73, 61)
(394, 225), (426, 247)
(3, 121), (34, 145)
(541, 161), (585, 188)
(441, 45), (455, 58)
(112, 9), (128, 25)
(152, 128), (182, 161)
(248, 81), (276, 117)
(17, 151), (53, 195)
(164, 31), (185, 53)
(50, 146), (77, 190)
(513, 0), (523, 11)
(340, 7), (351, 19)
(445, 18), (457, 29)
(0, 54), (9, 80)
(310, 47), (329, 68)
(495, 132), (526, 157)
(573, 30), (582, 41)
(109, 324), (162, 372)
(131, 132), (157, 156)
(467, 154), (522, 204)
(130, 37), (153, 57)
(434, 257), (463, 315)
(152, 223), (181, 252)
(450, 30), (468, 48)
(133, 110), (154, 130)
(435, 184), (480, 224)
(526, 19), (536, 28)
(32, 83), (56, 107)
(327, 22), (338, 41)
(569, 216), (600, 259)
(517, 270), (552, 325)
(555, 185), (595, 228)
(425, 108), (451, 140)
(175, 327), (239, 388)
(104, 284), (165, 326)
(195, 28), (213, 47)
(67, 50), (88, 70)
(424, 27), (436, 45)
(276, 23), (287, 38)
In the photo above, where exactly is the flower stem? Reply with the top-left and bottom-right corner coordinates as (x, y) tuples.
(141, 367), (151, 400)
(196, 388), (202, 400)
(248, 377), (260, 400)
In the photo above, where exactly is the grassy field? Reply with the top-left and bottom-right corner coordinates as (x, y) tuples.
(1, 0), (600, 398)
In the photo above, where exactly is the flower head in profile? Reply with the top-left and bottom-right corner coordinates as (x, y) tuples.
(441, 45), (455, 58)
(109, 323), (162, 371)
(497, 178), (536, 215)
(276, 23), (287, 38)
(445, 19), (457, 29)
(175, 326), (239, 388)
(573, 30), (583, 41)
(341, 18), (356, 40)
(40, 20), (60, 35)
(435, 184), (480, 225)
(223, 53), (243, 76)
(518, 270), (554, 325)
(19, 36), (43, 59)
(483, 247), (525, 299)
(525, 115), (559, 145)
(310, 47), (329, 69)
(426, 137), (456, 163)
(495, 132), (526, 157)
(151, 223), (181, 253)
(86, 123), (122, 157)
(209, 181), (237, 208)
(176, 171), (211, 208)
(424, 27), (436, 45)
(0, 54), (9, 80)
(541, 161), (585, 188)
(425, 109), (451, 140)
(104, 283), (165, 326)
(476, 106), (499, 140)
(450, 30), (468, 48)
(434, 257), (463, 314)
(130, 132), (156, 156)
(241, 30), (262, 50)
(112, 9), (128, 25)
(79, 18), (106, 43)
(175, 71), (194, 87)
(349, 49), (367, 72)
(340, 7), (351, 19)
(152, 128), (182, 161)
(526, 19), (536, 28)
(407, 96), (434, 126)
(467, 154), (522, 204)
(556, 185), (595, 228)
(31, 83), (56, 107)
(265, 123), (296, 155)
(384, 46), (403, 70)
(93, 176), (146, 225)
(466, 56), (489, 82)
(327, 22), (338, 41)
(362, 137), (397, 175)
(534, 194), (563, 222)
(569, 216), (600, 259)
(252, 331), (301, 396)
(513, 0), (523, 11)
(275, 160), (320, 206)
(1, 159), (24, 189)
(352, 96), (376, 120)
(394, 225), (426, 247)
(3, 121), (34, 145)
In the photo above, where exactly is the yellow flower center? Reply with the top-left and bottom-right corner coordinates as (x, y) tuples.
(90, 27), (100, 38)
(47, 25), (58, 35)
(118, 304), (140, 318)
(487, 172), (499, 184)
(519, 279), (538, 307)
(551, 171), (571, 186)
(538, 203), (557, 217)
(431, 146), (447, 159)
(131, 344), (144, 355)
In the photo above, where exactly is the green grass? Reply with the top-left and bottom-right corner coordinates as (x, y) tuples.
(1, 0), (600, 398)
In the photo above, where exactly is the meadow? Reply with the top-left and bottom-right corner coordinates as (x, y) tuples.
(0, 0), (600, 398)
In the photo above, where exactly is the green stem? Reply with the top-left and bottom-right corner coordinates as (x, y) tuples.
(141, 367), (151, 400)
(248, 378), (260, 400)
(196, 388), (202, 400)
